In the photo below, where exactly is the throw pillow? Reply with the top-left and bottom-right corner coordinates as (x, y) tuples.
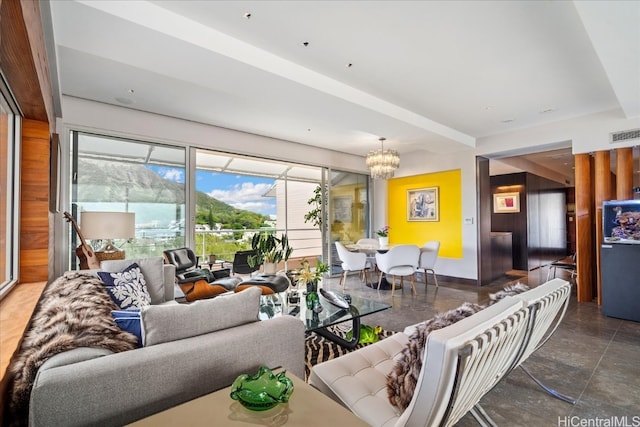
(101, 257), (166, 304)
(98, 263), (151, 309)
(386, 302), (484, 410)
(111, 309), (143, 347)
(140, 287), (262, 347)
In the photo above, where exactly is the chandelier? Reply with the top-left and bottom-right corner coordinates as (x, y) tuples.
(366, 137), (400, 179)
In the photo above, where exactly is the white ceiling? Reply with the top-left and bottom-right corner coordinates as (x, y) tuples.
(46, 0), (639, 168)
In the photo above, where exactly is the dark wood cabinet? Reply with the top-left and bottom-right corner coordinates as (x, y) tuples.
(490, 232), (513, 280)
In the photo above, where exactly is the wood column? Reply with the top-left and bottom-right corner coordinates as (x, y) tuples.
(594, 151), (611, 305)
(574, 153), (594, 302)
(19, 119), (50, 283)
(616, 147), (634, 200)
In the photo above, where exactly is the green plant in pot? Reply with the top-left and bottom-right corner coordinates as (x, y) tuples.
(248, 232), (293, 275)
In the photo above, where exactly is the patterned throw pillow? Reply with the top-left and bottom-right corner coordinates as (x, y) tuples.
(98, 263), (151, 309)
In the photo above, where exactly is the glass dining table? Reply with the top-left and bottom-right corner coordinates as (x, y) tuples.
(259, 290), (391, 349)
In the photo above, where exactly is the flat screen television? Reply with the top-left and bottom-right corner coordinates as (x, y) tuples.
(603, 199), (640, 244)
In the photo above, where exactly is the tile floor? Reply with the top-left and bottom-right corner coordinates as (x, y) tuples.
(320, 267), (640, 426)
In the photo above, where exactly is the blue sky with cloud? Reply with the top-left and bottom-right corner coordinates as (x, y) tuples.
(147, 166), (276, 216)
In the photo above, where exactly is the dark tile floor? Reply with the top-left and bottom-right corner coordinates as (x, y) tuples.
(321, 267), (640, 426)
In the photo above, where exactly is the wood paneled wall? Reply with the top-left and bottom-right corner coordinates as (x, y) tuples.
(0, 0), (54, 128)
(19, 119), (50, 282)
(594, 151), (611, 305)
(616, 147), (634, 200)
(575, 153), (594, 302)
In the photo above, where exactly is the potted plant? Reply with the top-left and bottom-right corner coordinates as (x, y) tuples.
(376, 225), (390, 247)
(248, 232), (293, 275)
(296, 258), (329, 310)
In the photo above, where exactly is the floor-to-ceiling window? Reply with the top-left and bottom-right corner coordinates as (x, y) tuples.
(68, 135), (370, 273)
(0, 74), (20, 298)
(70, 131), (186, 269)
(194, 149), (326, 267)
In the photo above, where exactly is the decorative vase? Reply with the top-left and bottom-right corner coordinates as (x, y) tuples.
(230, 366), (294, 411)
(305, 281), (319, 310)
(378, 236), (389, 247)
(263, 262), (277, 275)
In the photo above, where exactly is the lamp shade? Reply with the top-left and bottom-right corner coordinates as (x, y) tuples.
(81, 211), (135, 240)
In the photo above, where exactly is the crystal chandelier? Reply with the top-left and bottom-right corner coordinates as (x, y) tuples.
(366, 137), (400, 179)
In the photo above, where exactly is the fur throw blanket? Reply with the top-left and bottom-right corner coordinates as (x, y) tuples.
(386, 282), (530, 410)
(4, 272), (138, 426)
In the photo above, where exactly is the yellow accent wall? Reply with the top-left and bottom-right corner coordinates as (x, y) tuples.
(387, 169), (462, 258)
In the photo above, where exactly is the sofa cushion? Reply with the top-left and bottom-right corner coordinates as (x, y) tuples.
(141, 287), (262, 346)
(98, 263), (152, 309)
(101, 257), (165, 304)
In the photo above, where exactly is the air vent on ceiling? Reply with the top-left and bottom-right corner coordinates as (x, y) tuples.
(610, 128), (640, 144)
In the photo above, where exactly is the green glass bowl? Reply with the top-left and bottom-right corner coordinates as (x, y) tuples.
(230, 366), (294, 411)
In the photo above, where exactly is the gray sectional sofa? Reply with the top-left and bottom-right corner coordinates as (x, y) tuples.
(19, 257), (305, 427)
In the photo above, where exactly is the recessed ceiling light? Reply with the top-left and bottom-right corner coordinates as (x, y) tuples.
(127, 89), (135, 94)
(244, 12), (251, 19)
(483, 105), (495, 110)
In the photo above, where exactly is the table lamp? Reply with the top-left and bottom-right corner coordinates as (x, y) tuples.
(81, 211), (135, 255)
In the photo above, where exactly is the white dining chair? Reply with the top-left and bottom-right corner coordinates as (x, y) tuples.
(356, 238), (379, 272)
(375, 244), (420, 296)
(334, 241), (373, 289)
(418, 241), (440, 287)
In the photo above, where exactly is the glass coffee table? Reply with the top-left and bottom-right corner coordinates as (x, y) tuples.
(259, 290), (391, 349)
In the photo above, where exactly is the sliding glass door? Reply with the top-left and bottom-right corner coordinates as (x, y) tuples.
(70, 132), (186, 269)
(194, 149), (325, 269)
(328, 171), (370, 274)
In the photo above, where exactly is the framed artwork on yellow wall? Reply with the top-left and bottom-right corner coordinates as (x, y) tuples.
(407, 187), (439, 221)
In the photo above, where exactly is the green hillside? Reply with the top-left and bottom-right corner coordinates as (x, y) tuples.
(195, 190), (270, 230)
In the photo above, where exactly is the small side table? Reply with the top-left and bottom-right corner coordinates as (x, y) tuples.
(127, 370), (367, 426)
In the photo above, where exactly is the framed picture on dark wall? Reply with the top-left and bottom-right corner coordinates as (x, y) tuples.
(407, 187), (439, 221)
(493, 192), (520, 213)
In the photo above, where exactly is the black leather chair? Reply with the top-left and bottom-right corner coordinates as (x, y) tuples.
(232, 250), (260, 276)
(163, 248), (239, 301)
